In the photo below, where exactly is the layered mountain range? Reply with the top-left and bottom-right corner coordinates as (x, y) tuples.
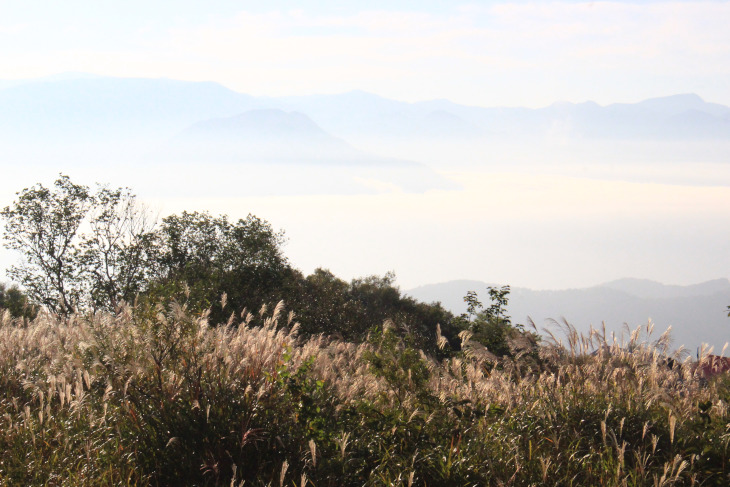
(1, 74), (728, 194)
(1, 75), (728, 149)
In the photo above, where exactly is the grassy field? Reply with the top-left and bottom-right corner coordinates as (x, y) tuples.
(1, 301), (728, 486)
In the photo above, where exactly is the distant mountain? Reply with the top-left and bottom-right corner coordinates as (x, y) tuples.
(1, 75), (728, 148)
(407, 278), (730, 355)
(0, 77), (263, 142)
(275, 91), (730, 142)
(155, 108), (460, 194)
(1, 74), (729, 181)
(0, 76), (462, 194)
(168, 109), (360, 163)
(275, 90), (484, 140)
(634, 93), (730, 118)
(600, 278), (730, 300)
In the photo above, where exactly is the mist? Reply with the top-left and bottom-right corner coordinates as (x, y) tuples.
(1, 77), (729, 355)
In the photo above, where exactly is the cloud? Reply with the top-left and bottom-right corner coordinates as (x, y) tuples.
(481, 2), (730, 72)
(0, 23), (30, 35)
(133, 166), (730, 290)
(135, 2), (728, 105)
(1, 2), (729, 106)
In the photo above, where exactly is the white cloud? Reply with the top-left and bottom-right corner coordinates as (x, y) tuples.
(1, 2), (729, 106)
(128, 167), (730, 290)
(134, 2), (729, 106)
(0, 23), (30, 35)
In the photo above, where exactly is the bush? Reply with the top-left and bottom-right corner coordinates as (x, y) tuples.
(0, 282), (36, 320)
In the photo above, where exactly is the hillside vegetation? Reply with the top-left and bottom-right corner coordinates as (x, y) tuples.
(2, 176), (730, 485)
(1, 303), (729, 486)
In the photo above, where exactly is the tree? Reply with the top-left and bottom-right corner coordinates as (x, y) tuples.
(146, 211), (290, 323)
(0, 282), (36, 319)
(286, 269), (453, 352)
(452, 285), (533, 358)
(484, 285), (511, 327)
(80, 185), (156, 310)
(2, 175), (91, 314)
(1, 175), (155, 314)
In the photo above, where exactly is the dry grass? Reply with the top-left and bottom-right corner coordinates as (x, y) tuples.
(1, 303), (729, 486)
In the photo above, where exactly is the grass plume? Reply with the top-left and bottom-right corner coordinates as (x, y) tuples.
(1, 301), (729, 486)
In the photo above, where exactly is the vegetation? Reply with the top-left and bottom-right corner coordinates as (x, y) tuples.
(2, 175), (729, 485)
(1, 175), (453, 349)
(144, 210), (290, 323)
(1, 304), (729, 486)
(0, 282), (36, 320)
(1, 176), (154, 314)
(451, 285), (540, 360)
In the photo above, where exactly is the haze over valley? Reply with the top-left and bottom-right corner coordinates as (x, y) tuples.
(2, 0), (730, 352)
(0, 74), (728, 351)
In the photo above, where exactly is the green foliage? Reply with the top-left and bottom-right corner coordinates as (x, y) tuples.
(0, 282), (36, 319)
(1, 175), (154, 314)
(452, 285), (538, 359)
(288, 269), (453, 353)
(363, 323), (433, 404)
(2, 303), (727, 486)
(484, 285), (512, 326)
(464, 290), (482, 319)
(146, 211), (290, 323)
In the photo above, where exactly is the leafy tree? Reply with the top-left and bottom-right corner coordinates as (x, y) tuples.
(288, 269), (454, 352)
(484, 285), (512, 326)
(147, 211), (290, 323)
(453, 285), (533, 358)
(80, 185), (156, 310)
(0, 282), (36, 319)
(157, 211), (286, 274)
(1, 175), (91, 314)
(288, 268), (358, 338)
(464, 290), (482, 320)
(1, 175), (154, 314)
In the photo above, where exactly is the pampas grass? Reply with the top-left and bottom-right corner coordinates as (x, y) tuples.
(1, 300), (729, 486)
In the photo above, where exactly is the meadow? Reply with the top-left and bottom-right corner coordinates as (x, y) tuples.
(1, 300), (728, 486)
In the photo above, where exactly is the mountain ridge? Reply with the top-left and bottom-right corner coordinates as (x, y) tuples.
(1, 75), (728, 144)
(167, 109), (388, 164)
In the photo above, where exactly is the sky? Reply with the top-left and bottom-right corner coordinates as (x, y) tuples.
(1, 1), (729, 108)
(0, 1), (729, 293)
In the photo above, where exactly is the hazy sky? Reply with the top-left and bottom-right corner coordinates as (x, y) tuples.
(1, 1), (729, 107)
(2, 160), (729, 291)
(1, 1), (729, 293)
